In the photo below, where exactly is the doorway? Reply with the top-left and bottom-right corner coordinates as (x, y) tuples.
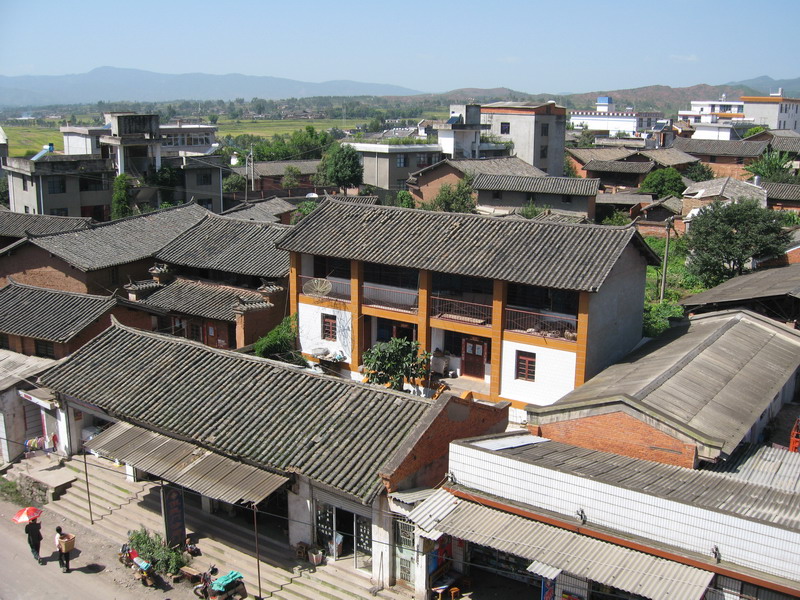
(462, 337), (487, 378)
(315, 501), (372, 572)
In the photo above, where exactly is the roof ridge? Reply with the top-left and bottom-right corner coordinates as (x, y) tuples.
(5, 276), (117, 302)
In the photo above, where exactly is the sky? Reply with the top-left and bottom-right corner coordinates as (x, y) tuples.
(0, 0), (797, 95)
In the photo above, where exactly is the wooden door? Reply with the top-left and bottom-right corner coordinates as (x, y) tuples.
(462, 337), (486, 378)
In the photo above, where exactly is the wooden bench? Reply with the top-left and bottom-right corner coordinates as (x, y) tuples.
(179, 565), (201, 582)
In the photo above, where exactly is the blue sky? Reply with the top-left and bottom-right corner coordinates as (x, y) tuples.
(0, 0), (796, 94)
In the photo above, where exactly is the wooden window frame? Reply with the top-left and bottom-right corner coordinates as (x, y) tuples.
(515, 351), (536, 381)
(321, 314), (337, 341)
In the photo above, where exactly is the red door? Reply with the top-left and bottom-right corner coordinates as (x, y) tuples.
(462, 338), (486, 378)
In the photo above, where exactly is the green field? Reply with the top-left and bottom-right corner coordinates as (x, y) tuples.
(3, 124), (64, 157)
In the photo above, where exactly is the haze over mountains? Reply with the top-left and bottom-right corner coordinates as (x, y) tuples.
(0, 67), (798, 110)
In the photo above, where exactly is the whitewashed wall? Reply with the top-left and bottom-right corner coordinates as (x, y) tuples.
(297, 303), (352, 363)
(500, 340), (576, 406)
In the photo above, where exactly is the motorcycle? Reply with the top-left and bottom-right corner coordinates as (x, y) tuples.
(193, 565), (247, 599)
(118, 543), (158, 587)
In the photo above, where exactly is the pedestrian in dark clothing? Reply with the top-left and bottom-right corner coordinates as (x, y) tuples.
(55, 526), (71, 573)
(24, 517), (44, 564)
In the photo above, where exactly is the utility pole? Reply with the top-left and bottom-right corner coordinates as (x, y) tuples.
(659, 216), (674, 302)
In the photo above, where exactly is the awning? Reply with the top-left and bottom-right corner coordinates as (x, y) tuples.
(409, 489), (714, 600)
(84, 422), (288, 505)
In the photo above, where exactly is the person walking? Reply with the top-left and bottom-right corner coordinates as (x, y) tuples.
(55, 526), (71, 573)
(24, 517), (44, 564)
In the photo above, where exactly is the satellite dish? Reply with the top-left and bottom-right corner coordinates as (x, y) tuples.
(306, 193), (319, 198)
(303, 278), (333, 297)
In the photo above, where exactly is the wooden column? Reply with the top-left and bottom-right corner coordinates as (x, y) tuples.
(574, 291), (590, 387)
(289, 252), (300, 317)
(489, 280), (506, 400)
(417, 270), (432, 354)
(350, 260), (364, 370)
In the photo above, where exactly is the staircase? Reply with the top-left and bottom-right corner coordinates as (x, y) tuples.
(5, 455), (413, 600)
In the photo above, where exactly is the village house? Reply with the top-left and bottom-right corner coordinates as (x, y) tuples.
(232, 159), (332, 197)
(0, 202), (210, 295)
(34, 321), (509, 591)
(276, 198), (659, 422)
(681, 177), (767, 219)
(124, 214), (290, 349)
(220, 196), (298, 224)
(672, 137), (768, 179)
(762, 182), (800, 212)
(567, 147), (698, 190)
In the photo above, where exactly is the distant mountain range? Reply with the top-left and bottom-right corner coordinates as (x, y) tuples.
(0, 67), (423, 106)
(726, 75), (800, 97)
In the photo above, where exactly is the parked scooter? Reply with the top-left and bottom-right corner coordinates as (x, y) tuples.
(118, 543), (158, 587)
(193, 565), (247, 599)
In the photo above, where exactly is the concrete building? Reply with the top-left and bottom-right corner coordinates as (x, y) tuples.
(678, 97), (746, 124)
(481, 101), (567, 175)
(345, 141), (444, 194)
(742, 91), (800, 132)
(569, 96), (664, 138)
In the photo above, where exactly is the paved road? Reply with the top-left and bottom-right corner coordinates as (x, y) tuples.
(0, 498), (199, 600)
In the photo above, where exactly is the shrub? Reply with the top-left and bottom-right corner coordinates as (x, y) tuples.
(127, 527), (187, 575)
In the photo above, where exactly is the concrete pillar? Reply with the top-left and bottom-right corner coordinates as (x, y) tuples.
(201, 496), (214, 514)
(117, 147), (125, 176)
(287, 477), (313, 548)
(371, 495), (392, 587)
(154, 144), (162, 171)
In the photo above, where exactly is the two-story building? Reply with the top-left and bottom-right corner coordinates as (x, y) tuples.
(569, 96), (664, 138)
(276, 199), (659, 421)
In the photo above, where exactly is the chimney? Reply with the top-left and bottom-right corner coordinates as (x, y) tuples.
(148, 263), (174, 284)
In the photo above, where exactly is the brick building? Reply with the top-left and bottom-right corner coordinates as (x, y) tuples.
(672, 137), (768, 180)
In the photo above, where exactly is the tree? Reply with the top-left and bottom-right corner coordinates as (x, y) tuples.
(642, 301), (685, 338)
(602, 210), (631, 226)
(563, 156), (578, 178)
(684, 162), (715, 183)
(281, 166), (301, 194)
(744, 149), (794, 182)
(744, 126), (766, 138)
(321, 143), (363, 190)
(207, 114), (219, 125)
(640, 168), (686, 198)
(291, 200), (319, 224)
(685, 199), (790, 287)
(576, 129), (595, 148)
(111, 174), (133, 220)
(145, 165), (181, 207)
(519, 201), (548, 219)
(253, 315), (305, 366)
(362, 338), (431, 391)
(222, 173), (247, 193)
(396, 190), (415, 208)
(0, 177), (8, 207)
(423, 175), (475, 213)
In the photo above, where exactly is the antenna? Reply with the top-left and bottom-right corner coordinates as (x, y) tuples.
(302, 278), (333, 298)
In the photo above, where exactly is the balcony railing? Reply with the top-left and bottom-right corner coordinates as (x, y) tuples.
(362, 284), (419, 313)
(430, 296), (492, 327)
(299, 275), (351, 302)
(505, 307), (578, 341)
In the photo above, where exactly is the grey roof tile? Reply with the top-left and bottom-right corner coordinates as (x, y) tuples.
(413, 157), (547, 179)
(38, 323), (437, 502)
(0, 280), (116, 342)
(681, 263), (800, 306)
(637, 148), (699, 166)
(155, 214), (290, 278)
(583, 160), (654, 174)
(220, 197), (296, 222)
(770, 137), (800, 154)
(472, 174), (600, 196)
(673, 137), (769, 158)
(325, 194), (380, 205)
(0, 212), (92, 238)
(763, 182), (800, 202)
(232, 159), (321, 178)
(276, 199), (658, 292)
(683, 177), (766, 202)
(29, 203), (211, 271)
(566, 148), (635, 164)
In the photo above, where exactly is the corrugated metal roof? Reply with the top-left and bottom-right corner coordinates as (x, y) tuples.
(681, 264), (800, 307)
(155, 214), (290, 278)
(85, 422), (288, 504)
(638, 148), (699, 167)
(276, 199), (657, 292)
(702, 444), (800, 493)
(410, 489), (713, 600)
(0, 280), (116, 342)
(0, 349), (54, 391)
(567, 148), (635, 164)
(220, 197), (296, 222)
(683, 177), (766, 202)
(388, 487), (436, 505)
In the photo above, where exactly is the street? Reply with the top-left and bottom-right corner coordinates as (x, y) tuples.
(0, 498), (199, 600)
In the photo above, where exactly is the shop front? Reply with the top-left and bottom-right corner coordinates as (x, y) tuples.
(313, 489), (372, 573)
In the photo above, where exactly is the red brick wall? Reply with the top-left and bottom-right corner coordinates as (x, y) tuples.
(636, 219), (686, 238)
(567, 156), (588, 179)
(383, 397), (509, 491)
(411, 165), (466, 206)
(533, 411), (697, 468)
(0, 245), (91, 293)
(757, 247), (800, 268)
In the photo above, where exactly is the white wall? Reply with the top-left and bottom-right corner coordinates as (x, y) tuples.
(449, 443), (800, 583)
(63, 133), (95, 155)
(297, 303), (352, 362)
(568, 114), (638, 136)
(500, 340), (576, 406)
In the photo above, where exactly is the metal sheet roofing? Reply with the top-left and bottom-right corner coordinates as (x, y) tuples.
(84, 422), (288, 504)
(703, 444), (800, 493)
(0, 349), (54, 392)
(472, 174), (600, 196)
(409, 489), (713, 600)
(155, 214), (290, 278)
(232, 159), (321, 178)
(29, 203), (211, 271)
(638, 148), (699, 167)
(0, 212), (91, 238)
(39, 322), (436, 503)
(0, 280), (116, 342)
(413, 157), (547, 178)
(566, 148), (635, 164)
(276, 199), (655, 292)
(135, 278), (271, 322)
(542, 311), (800, 459)
(681, 264), (800, 307)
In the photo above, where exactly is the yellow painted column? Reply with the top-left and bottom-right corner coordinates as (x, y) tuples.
(574, 291), (590, 387)
(350, 260), (363, 371)
(417, 270), (432, 354)
(489, 280), (506, 400)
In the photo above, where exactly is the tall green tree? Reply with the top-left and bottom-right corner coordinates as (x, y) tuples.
(321, 143), (363, 190)
(111, 174), (133, 220)
(640, 168), (686, 198)
(362, 338), (431, 391)
(423, 175), (475, 213)
(282, 166), (301, 194)
(684, 162), (715, 183)
(686, 199), (790, 287)
(222, 173), (247, 193)
(744, 149), (794, 182)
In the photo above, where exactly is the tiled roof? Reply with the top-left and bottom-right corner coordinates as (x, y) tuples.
(529, 210), (590, 224)
(414, 157), (547, 178)
(583, 160), (654, 174)
(0, 280), (115, 342)
(472, 174), (600, 196)
(566, 148), (635, 164)
(325, 194), (380, 205)
(134, 277), (271, 322)
(232, 159), (321, 178)
(0, 212), (92, 238)
(537, 310), (800, 457)
(683, 177), (766, 203)
(672, 137), (769, 158)
(642, 196), (682, 214)
(595, 193), (650, 206)
(220, 197), (296, 222)
(681, 263), (800, 306)
(38, 323), (437, 503)
(637, 148), (699, 167)
(28, 203), (210, 271)
(763, 182), (800, 201)
(276, 199), (658, 292)
(770, 136), (800, 154)
(155, 214), (290, 278)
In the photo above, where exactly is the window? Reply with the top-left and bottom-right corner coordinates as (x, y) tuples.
(24, 206), (31, 214)
(196, 170), (212, 186)
(492, 190), (503, 200)
(515, 351), (536, 381)
(561, 195), (572, 204)
(0, 334), (9, 350)
(396, 154), (407, 168)
(364, 262), (418, 289)
(47, 176), (66, 194)
(79, 174), (108, 192)
(396, 179), (408, 191)
(197, 198), (213, 210)
(109, 266), (119, 285)
(22, 177), (28, 191)
(321, 314), (337, 341)
(49, 208), (68, 216)
(540, 145), (548, 159)
(500, 122), (511, 134)
(189, 322), (203, 342)
(34, 339), (56, 359)
(540, 123), (549, 137)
